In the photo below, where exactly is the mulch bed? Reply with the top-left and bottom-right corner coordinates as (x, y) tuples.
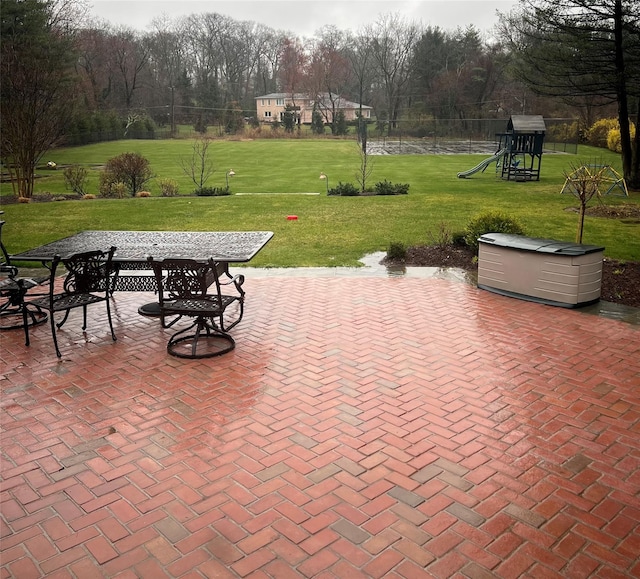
(385, 244), (640, 309)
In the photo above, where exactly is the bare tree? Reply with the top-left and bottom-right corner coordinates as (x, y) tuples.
(181, 136), (215, 191)
(278, 37), (308, 126)
(563, 162), (607, 243)
(75, 24), (115, 109)
(355, 142), (374, 193)
(306, 26), (353, 134)
(110, 27), (151, 109)
(345, 30), (376, 147)
(368, 13), (421, 132)
(147, 16), (186, 134)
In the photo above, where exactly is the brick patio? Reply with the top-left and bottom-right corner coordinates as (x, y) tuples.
(1, 273), (639, 578)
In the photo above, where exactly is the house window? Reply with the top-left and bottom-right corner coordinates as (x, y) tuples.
(261, 99), (265, 105)
(365, 110), (370, 118)
(264, 111), (271, 118)
(268, 99), (271, 105)
(276, 99), (284, 106)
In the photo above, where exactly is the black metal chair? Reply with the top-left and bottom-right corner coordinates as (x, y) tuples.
(24, 247), (117, 358)
(147, 257), (245, 359)
(0, 218), (48, 331)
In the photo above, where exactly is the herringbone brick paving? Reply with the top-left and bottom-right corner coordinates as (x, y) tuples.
(1, 274), (639, 578)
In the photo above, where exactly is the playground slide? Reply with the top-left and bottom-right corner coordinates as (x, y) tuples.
(457, 149), (506, 178)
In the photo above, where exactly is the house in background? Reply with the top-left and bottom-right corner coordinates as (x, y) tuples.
(255, 93), (373, 125)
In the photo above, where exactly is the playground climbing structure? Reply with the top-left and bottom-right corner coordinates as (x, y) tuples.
(457, 115), (546, 181)
(496, 115), (546, 182)
(561, 164), (629, 197)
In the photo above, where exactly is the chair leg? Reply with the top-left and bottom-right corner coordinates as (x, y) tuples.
(22, 303), (30, 347)
(105, 299), (116, 342)
(56, 309), (71, 329)
(220, 299), (244, 332)
(82, 305), (88, 331)
(49, 312), (62, 358)
(191, 320), (203, 357)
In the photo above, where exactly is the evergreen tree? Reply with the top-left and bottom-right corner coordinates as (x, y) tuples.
(499, 0), (640, 188)
(1, 0), (80, 198)
(311, 107), (325, 135)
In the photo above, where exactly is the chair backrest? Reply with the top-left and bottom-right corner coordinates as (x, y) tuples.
(148, 257), (221, 303)
(53, 246), (117, 295)
(0, 220), (18, 278)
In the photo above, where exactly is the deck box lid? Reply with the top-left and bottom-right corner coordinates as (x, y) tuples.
(478, 233), (604, 255)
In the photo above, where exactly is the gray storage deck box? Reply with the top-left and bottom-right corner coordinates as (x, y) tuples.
(478, 233), (604, 308)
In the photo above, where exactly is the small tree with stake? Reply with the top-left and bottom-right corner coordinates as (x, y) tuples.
(180, 135), (215, 193)
(562, 162), (605, 243)
(355, 141), (374, 194)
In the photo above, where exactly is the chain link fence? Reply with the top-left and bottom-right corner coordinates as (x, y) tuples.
(367, 118), (579, 155)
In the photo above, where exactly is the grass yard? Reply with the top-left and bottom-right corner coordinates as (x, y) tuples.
(1, 139), (638, 267)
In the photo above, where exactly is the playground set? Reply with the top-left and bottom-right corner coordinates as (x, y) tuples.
(561, 163), (628, 197)
(458, 115), (546, 181)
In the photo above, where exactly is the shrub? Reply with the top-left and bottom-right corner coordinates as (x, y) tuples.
(328, 181), (359, 196)
(334, 111), (349, 136)
(311, 109), (325, 135)
(374, 180), (410, 195)
(103, 152), (153, 196)
(386, 242), (407, 261)
(158, 178), (179, 197)
(463, 211), (525, 251)
(607, 122), (636, 153)
(112, 182), (128, 199)
(452, 231), (467, 246)
(585, 118), (619, 148)
(194, 115), (208, 134)
(195, 186), (231, 196)
(99, 173), (128, 198)
(608, 128), (622, 153)
(426, 222), (453, 248)
(374, 180), (395, 195)
(63, 164), (89, 196)
(547, 121), (580, 143)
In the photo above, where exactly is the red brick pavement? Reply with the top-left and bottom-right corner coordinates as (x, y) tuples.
(1, 275), (639, 578)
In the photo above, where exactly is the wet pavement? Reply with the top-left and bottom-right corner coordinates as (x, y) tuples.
(1, 263), (639, 578)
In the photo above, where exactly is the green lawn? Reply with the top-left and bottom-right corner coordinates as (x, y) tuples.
(1, 139), (638, 266)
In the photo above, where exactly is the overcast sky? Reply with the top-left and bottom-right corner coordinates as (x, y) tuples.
(89, 0), (518, 38)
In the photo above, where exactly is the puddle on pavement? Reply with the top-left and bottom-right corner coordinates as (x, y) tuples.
(21, 256), (637, 325)
(243, 252), (639, 326)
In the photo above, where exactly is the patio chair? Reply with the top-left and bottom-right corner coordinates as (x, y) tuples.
(24, 246), (117, 358)
(0, 218), (48, 331)
(147, 257), (245, 358)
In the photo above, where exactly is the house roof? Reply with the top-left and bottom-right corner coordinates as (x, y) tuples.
(256, 93), (307, 100)
(315, 94), (372, 110)
(255, 92), (372, 110)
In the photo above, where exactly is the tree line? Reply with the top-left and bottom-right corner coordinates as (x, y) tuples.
(1, 0), (639, 197)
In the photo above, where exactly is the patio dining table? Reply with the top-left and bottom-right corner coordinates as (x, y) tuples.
(12, 230), (274, 292)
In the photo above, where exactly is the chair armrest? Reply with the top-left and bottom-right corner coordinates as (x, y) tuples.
(1, 264), (18, 278)
(220, 273), (245, 292)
